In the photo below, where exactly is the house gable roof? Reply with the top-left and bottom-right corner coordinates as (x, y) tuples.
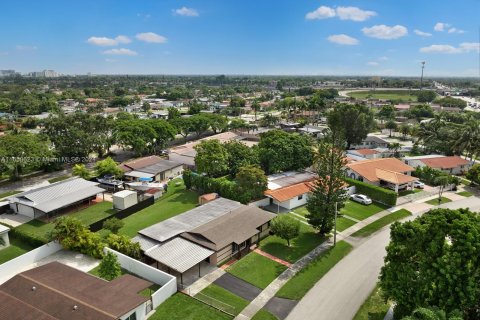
(265, 181), (314, 202)
(419, 156), (469, 169)
(347, 158), (415, 183)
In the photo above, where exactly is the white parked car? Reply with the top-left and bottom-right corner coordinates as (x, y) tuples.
(413, 181), (425, 189)
(350, 194), (372, 205)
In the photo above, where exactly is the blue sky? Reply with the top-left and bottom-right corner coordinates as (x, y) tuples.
(0, 0), (479, 76)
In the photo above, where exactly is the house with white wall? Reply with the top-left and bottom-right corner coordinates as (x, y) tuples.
(264, 181), (313, 212)
(403, 155), (471, 175)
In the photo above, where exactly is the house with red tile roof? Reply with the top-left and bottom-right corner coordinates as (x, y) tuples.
(404, 155), (471, 175)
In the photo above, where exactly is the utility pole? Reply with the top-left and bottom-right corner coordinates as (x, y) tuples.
(333, 202), (338, 246)
(420, 61), (426, 90)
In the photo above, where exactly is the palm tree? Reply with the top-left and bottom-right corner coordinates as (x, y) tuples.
(252, 100), (260, 122)
(388, 142), (402, 158)
(453, 118), (480, 160)
(399, 123), (410, 140)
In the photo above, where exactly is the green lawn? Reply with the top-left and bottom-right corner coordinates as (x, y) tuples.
(116, 179), (198, 238)
(252, 309), (278, 320)
(0, 237), (38, 265)
(197, 284), (249, 315)
(15, 201), (115, 242)
(353, 284), (390, 320)
(347, 90), (418, 101)
(336, 216), (357, 232)
(341, 200), (389, 221)
(227, 252), (287, 289)
(425, 196), (452, 205)
(260, 223), (325, 263)
(276, 241), (353, 300)
(457, 191), (473, 197)
(293, 206), (308, 217)
(351, 209), (412, 238)
(398, 189), (422, 197)
(48, 175), (71, 184)
(150, 293), (232, 320)
(0, 190), (22, 199)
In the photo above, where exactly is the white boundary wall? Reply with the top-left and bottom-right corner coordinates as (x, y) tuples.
(104, 247), (177, 308)
(0, 241), (62, 284)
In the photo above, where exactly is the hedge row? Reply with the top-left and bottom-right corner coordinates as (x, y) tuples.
(345, 178), (397, 207)
(0, 222), (46, 248)
(183, 170), (252, 204)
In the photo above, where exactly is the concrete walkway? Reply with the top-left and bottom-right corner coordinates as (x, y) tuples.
(254, 248), (292, 268)
(184, 268), (226, 296)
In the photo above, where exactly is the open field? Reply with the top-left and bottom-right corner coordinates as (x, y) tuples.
(347, 90), (418, 101)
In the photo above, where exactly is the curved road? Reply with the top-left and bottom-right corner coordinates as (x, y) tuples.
(286, 196), (480, 320)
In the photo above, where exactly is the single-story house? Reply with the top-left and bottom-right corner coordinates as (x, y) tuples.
(8, 178), (105, 219)
(350, 135), (389, 150)
(346, 158), (418, 192)
(120, 156), (183, 182)
(347, 148), (381, 160)
(0, 224), (10, 248)
(168, 131), (258, 167)
(133, 197), (275, 283)
(298, 125), (328, 138)
(403, 155), (471, 175)
(264, 181), (313, 211)
(0, 261), (153, 320)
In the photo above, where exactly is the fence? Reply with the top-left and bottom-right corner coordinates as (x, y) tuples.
(0, 241), (62, 284)
(104, 247), (177, 308)
(89, 196), (154, 232)
(396, 184), (455, 206)
(191, 291), (236, 317)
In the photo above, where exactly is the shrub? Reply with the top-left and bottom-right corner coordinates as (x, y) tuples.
(98, 251), (122, 281)
(106, 234), (141, 259)
(345, 178), (397, 206)
(413, 167), (459, 186)
(103, 217), (124, 234)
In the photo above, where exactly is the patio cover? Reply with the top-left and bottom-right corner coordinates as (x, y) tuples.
(375, 169), (418, 185)
(145, 237), (214, 274)
(124, 170), (155, 179)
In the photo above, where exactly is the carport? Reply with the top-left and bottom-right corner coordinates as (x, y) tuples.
(376, 168), (418, 193)
(145, 237), (214, 284)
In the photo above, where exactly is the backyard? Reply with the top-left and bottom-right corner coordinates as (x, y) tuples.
(227, 252), (287, 289)
(0, 237), (38, 264)
(260, 223), (325, 263)
(115, 179), (198, 238)
(15, 201), (115, 242)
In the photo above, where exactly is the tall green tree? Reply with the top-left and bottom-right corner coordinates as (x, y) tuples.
(194, 139), (229, 177)
(378, 105), (396, 121)
(235, 165), (267, 200)
(306, 137), (348, 235)
(385, 120), (398, 137)
(380, 208), (480, 319)
(95, 157), (123, 178)
(327, 104), (375, 149)
(72, 164), (92, 179)
(270, 214), (300, 247)
(224, 140), (259, 176)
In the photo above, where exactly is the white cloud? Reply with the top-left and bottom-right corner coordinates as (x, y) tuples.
(87, 35), (131, 46)
(135, 32), (167, 43)
(414, 29), (432, 37)
(327, 34), (359, 45)
(434, 22), (450, 32)
(306, 6), (375, 21)
(362, 25), (408, 39)
(174, 7), (199, 17)
(102, 48), (138, 56)
(419, 42), (479, 54)
(448, 27), (465, 34)
(306, 6), (336, 20)
(336, 6), (376, 21)
(367, 61), (379, 66)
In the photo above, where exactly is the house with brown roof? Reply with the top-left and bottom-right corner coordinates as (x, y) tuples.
(403, 155), (471, 175)
(0, 261), (153, 320)
(119, 156), (183, 182)
(346, 158), (418, 192)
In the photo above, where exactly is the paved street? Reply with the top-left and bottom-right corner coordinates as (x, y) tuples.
(286, 195), (480, 320)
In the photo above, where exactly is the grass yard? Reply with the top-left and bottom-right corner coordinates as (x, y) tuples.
(48, 175), (71, 184)
(197, 284), (249, 315)
(252, 309), (279, 320)
(425, 196), (451, 205)
(293, 206), (308, 217)
(353, 284), (390, 320)
(227, 252), (287, 289)
(260, 223), (325, 263)
(347, 90), (418, 101)
(150, 293), (232, 320)
(0, 190), (22, 199)
(398, 189), (422, 197)
(116, 179), (198, 238)
(351, 209), (412, 238)
(0, 237), (38, 265)
(457, 191), (473, 197)
(341, 201), (389, 221)
(15, 201), (115, 242)
(336, 216), (357, 232)
(276, 241), (353, 300)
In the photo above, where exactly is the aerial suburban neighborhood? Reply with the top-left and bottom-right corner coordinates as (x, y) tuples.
(0, 1), (479, 320)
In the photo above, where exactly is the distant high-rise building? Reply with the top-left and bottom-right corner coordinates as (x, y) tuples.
(0, 70), (17, 77)
(27, 69), (60, 78)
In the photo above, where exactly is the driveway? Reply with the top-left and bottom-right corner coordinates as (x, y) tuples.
(264, 297), (298, 319)
(214, 273), (262, 301)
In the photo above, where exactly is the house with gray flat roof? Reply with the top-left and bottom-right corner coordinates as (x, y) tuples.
(8, 177), (105, 219)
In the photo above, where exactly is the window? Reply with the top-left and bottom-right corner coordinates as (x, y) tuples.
(297, 195), (303, 200)
(232, 243), (239, 254)
(125, 312), (137, 320)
